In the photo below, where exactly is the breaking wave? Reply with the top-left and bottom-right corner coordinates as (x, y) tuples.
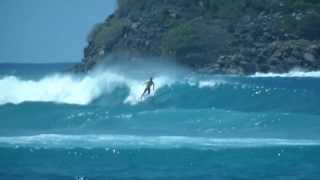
(0, 63), (227, 106)
(0, 69), (177, 106)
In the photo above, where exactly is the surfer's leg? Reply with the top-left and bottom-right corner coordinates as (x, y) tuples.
(147, 88), (150, 95)
(141, 88), (148, 97)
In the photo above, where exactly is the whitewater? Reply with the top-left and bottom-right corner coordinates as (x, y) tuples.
(0, 63), (320, 179)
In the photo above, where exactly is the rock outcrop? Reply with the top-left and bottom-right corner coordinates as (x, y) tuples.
(75, 0), (320, 74)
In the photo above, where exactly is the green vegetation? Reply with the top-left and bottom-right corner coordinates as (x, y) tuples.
(88, 18), (127, 47)
(202, 0), (270, 17)
(161, 20), (195, 56)
(161, 18), (232, 65)
(282, 11), (320, 40)
(79, 0), (320, 73)
(201, 0), (320, 17)
(285, 0), (320, 12)
(92, 0), (320, 50)
(300, 12), (320, 40)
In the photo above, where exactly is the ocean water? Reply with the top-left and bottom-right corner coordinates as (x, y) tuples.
(0, 63), (320, 180)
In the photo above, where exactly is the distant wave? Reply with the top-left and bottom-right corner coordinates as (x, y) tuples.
(251, 70), (320, 78)
(0, 134), (319, 150)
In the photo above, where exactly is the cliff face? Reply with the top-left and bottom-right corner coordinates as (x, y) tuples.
(77, 0), (320, 74)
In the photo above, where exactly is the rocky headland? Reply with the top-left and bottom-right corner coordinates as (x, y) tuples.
(75, 0), (320, 74)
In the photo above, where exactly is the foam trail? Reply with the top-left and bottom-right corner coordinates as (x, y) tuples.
(251, 70), (320, 78)
(0, 134), (319, 150)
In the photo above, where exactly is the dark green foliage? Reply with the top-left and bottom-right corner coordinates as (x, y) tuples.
(87, 23), (104, 43)
(201, 0), (279, 17)
(300, 13), (320, 40)
(82, 0), (320, 73)
(161, 21), (195, 56)
(161, 18), (232, 66)
(117, 0), (151, 19)
(89, 19), (127, 47)
(201, 0), (320, 17)
(284, 0), (320, 13)
(93, 0), (320, 50)
(282, 11), (320, 40)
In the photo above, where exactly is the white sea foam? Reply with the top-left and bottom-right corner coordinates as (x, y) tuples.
(251, 70), (320, 78)
(0, 63), (228, 106)
(0, 69), (174, 105)
(0, 134), (319, 150)
(198, 80), (225, 88)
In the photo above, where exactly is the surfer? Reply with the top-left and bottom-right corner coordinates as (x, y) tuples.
(141, 77), (155, 98)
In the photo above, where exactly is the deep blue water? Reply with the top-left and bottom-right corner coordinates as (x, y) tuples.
(0, 63), (320, 180)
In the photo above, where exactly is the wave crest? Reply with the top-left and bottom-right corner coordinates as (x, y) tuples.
(0, 69), (177, 105)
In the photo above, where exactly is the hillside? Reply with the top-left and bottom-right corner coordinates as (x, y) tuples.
(75, 0), (320, 74)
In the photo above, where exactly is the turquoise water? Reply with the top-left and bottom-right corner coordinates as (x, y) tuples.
(0, 63), (320, 179)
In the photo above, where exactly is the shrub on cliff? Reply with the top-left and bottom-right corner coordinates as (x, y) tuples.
(161, 18), (232, 66)
(300, 13), (320, 40)
(88, 19), (127, 48)
(282, 12), (320, 40)
(286, 0), (320, 12)
(202, 0), (280, 17)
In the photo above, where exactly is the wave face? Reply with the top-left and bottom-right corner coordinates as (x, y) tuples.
(1, 63), (320, 179)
